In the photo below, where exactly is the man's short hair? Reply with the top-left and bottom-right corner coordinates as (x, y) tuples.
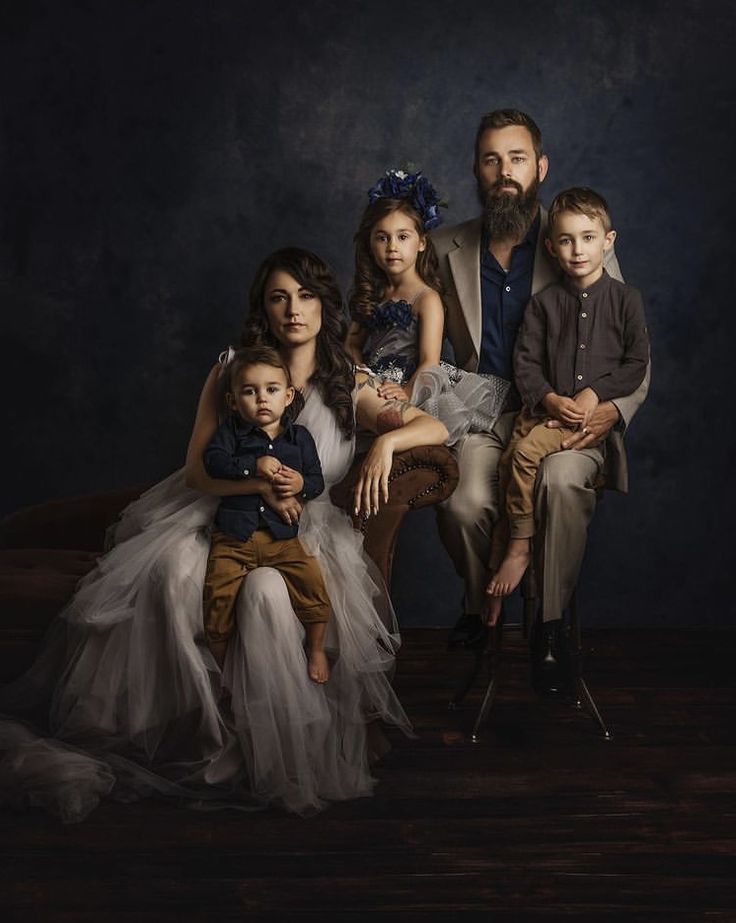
(474, 109), (543, 164)
(548, 186), (612, 233)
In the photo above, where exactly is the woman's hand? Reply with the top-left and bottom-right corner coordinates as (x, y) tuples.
(353, 434), (395, 517)
(376, 381), (410, 401)
(260, 481), (303, 526)
(271, 465), (305, 498)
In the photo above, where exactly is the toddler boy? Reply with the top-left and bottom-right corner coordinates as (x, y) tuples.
(203, 346), (331, 683)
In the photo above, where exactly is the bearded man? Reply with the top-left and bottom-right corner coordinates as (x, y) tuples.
(431, 109), (649, 689)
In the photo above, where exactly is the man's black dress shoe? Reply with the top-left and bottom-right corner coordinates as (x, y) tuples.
(447, 613), (487, 650)
(531, 617), (571, 694)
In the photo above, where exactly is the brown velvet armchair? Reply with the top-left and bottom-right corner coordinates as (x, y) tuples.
(0, 446), (458, 680)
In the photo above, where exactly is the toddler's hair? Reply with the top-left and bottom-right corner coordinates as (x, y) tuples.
(548, 186), (613, 233)
(349, 198), (442, 323)
(223, 346), (305, 420)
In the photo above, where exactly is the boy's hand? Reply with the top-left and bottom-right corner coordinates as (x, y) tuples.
(542, 392), (586, 427)
(573, 387), (599, 427)
(256, 455), (282, 480)
(546, 400), (621, 449)
(260, 481), (303, 526)
(271, 465), (305, 498)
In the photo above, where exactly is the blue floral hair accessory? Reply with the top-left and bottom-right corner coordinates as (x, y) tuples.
(367, 168), (446, 231)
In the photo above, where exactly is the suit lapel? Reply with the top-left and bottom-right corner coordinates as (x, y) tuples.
(447, 219), (483, 359)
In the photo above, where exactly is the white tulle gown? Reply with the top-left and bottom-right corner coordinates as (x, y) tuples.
(0, 385), (411, 822)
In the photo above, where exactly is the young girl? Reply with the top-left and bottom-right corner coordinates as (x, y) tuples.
(347, 169), (509, 445)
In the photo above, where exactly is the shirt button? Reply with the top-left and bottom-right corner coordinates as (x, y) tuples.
(259, 506), (265, 513)
(243, 468), (249, 475)
(579, 344), (586, 350)
(582, 292), (588, 298)
(268, 444), (273, 450)
(577, 374), (583, 381)
(505, 285), (511, 292)
(581, 312), (588, 318)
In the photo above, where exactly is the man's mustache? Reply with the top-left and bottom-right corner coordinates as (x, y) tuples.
(491, 178), (524, 195)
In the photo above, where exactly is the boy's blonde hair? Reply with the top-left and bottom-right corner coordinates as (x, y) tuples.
(548, 187), (612, 233)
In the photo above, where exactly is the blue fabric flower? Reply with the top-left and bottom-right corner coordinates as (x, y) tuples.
(366, 299), (415, 331)
(367, 169), (446, 230)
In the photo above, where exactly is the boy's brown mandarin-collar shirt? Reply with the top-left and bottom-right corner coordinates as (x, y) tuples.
(513, 270), (650, 414)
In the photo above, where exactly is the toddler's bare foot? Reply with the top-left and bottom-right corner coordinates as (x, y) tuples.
(308, 648), (330, 684)
(483, 594), (503, 627)
(487, 544), (531, 597)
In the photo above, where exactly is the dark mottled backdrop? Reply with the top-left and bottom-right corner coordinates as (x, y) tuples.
(2, 0), (734, 626)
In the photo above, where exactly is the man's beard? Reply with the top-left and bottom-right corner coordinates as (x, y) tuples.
(478, 176), (540, 240)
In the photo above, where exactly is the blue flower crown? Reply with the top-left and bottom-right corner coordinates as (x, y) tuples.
(367, 168), (446, 231)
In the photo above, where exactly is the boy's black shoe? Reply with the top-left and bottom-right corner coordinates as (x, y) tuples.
(531, 617), (572, 694)
(447, 613), (486, 650)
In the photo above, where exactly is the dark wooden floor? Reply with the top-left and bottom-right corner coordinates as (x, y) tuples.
(3, 629), (736, 920)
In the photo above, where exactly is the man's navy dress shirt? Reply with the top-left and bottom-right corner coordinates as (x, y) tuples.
(203, 416), (324, 541)
(478, 211), (540, 409)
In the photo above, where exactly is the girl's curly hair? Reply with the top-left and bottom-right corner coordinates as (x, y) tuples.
(348, 199), (443, 324)
(242, 247), (355, 440)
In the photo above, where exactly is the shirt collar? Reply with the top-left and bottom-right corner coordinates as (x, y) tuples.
(232, 415), (294, 440)
(562, 267), (611, 298)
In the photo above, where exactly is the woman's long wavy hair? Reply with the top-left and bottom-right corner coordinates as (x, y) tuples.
(242, 247), (355, 440)
(348, 199), (443, 324)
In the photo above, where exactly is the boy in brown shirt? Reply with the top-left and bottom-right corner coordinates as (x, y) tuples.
(484, 187), (649, 627)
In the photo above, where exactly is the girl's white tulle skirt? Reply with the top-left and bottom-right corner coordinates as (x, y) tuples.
(411, 362), (510, 446)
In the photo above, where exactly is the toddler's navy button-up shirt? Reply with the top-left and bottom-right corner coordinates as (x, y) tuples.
(203, 416), (324, 541)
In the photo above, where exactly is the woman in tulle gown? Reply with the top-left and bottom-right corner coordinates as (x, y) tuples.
(0, 247), (448, 822)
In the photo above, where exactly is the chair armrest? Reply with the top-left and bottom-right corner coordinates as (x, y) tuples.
(330, 444), (458, 587)
(0, 487), (147, 552)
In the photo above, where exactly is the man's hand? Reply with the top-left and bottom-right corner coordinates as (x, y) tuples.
(271, 465), (305, 498)
(542, 392), (586, 427)
(546, 400), (620, 450)
(256, 455), (282, 480)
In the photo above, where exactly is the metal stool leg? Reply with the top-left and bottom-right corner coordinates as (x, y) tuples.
(448, 640), (487, 709)
(470, 618), (504, 742)
(570, 591), (612, 740)
(520, 566), (537, 640)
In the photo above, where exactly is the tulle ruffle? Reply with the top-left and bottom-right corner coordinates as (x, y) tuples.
(411, 362), (510, 445)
